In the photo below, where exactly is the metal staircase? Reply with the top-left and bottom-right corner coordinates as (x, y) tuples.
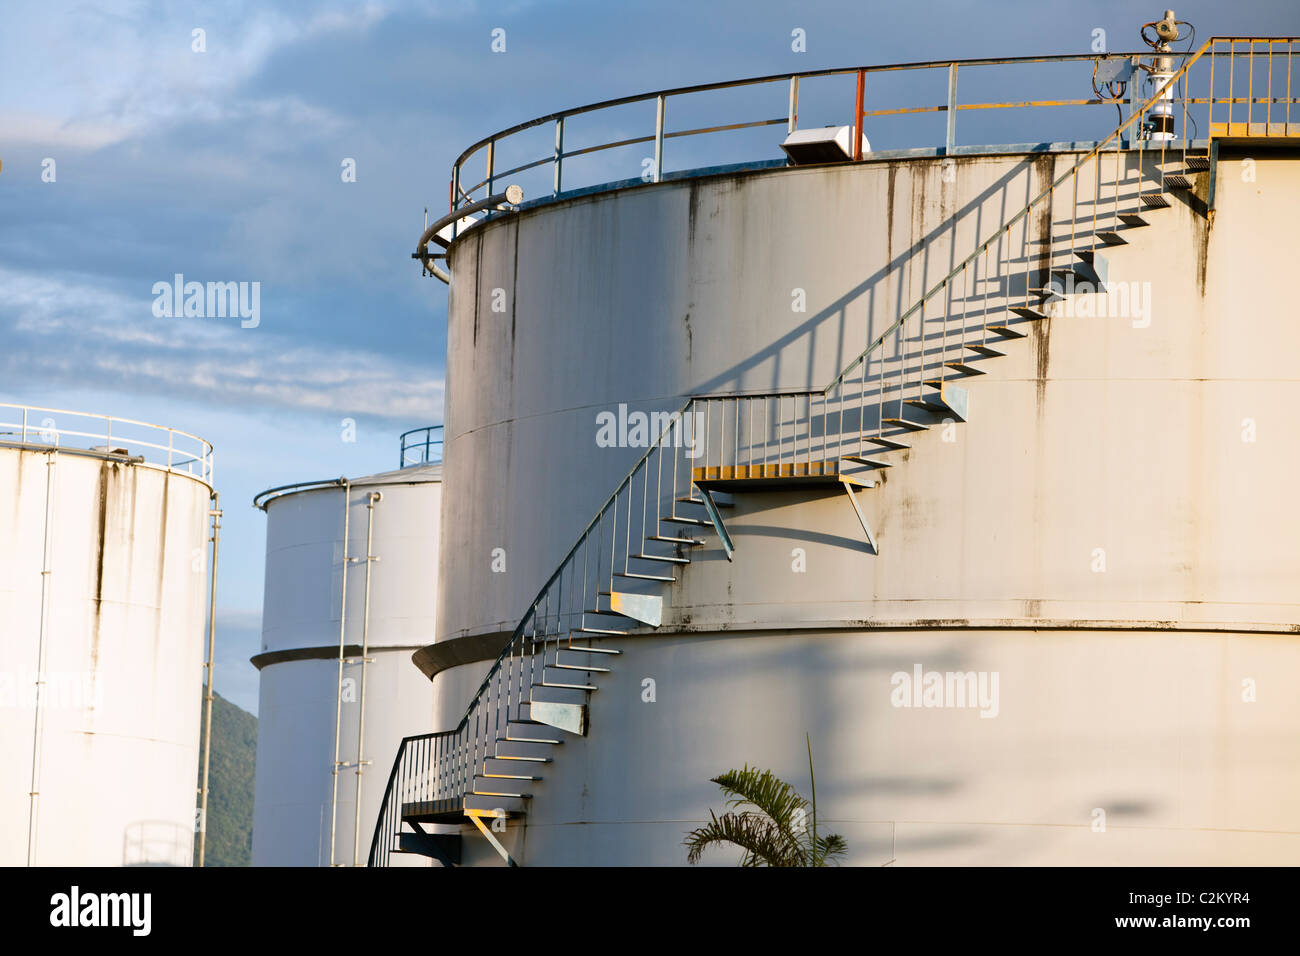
(369, 38), (1290, 866)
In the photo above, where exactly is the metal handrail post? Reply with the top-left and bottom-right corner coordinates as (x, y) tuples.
(853, 69), (865, 160)
(946, 63), (959, 152)
(554, 117), (565, 197)
(653, 95), (666, 183)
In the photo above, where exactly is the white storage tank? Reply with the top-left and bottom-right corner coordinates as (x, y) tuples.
(0, 403), (214, 866)
(251, 427), (443, 866)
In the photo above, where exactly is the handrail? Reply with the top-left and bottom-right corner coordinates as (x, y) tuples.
(399, 425), (444, 469)
(446, 49), (1255, 224)
(0, 402), (214, 484)
(373, 36), (1298, 865)
(451, 52), (1153, 169)
(825, 35), (1221, 394)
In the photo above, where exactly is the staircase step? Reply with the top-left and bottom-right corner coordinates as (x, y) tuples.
(464, 794), (527, 815)
(552, 650), (613, 672)
(909, 381), (969, 421)
(988, 323), (1030, 338)
(676, 493), (733, 508)
(596, 590), (663, 626)
(1051, 267), (1104, 292)
(647, 534), (704, 545)
(1185, 155), (1211, 172)
(553, 641), (622, 655)
(572, 625), (632, 637)
(906, 398), (947, 413)
(964, 343), (1006, 357)
(630, 552), (690, 565)
(1009, 306), (1048, 321)
(495, 739), (559, 760)
(840, 455), (892, 468)
(529, 699), (587, 736)
(1163, 174), (1192, 190)
(528, 685), (590, 707)
(1118, 212), (1150, 227)
(472, 776), (532, 798)
(577, 609), (636, 623)
(943, 361), (986, 375)
(883, 417), (929, 431)
(481, 759), (544, 778)
(541, 668), (597, 690)
(865, 435), (910, 450)
(505, 721), (562, 743)
(666, 514), (712, 526)
(1095, 231), (1127, 246)
(1139, 193), (1171, 209)
(614, 571), (677, 582)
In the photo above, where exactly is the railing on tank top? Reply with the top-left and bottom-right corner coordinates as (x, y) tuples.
(0, 402), (214, 483)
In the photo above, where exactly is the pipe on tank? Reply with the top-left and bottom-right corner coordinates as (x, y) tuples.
(26, 450), (57, 866)
(351, 491), (382, 865)
(328, 480), (352, 866)
(197, 492), (222, 866)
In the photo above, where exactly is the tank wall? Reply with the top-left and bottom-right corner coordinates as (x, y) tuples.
(251, 650), (432, 866)
(461, 626), (1300, 866)
(434, 152), (1300, 864)
(260, 479), (442, 655)
(440, 154), (1300, 641)
(0, 449), (211, 866)
(253, 477), (440, 865)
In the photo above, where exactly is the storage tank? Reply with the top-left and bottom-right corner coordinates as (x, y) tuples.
(0, 403), (215, 866)
(250, 427), (443, 866)
(379, 40), (1300, 866)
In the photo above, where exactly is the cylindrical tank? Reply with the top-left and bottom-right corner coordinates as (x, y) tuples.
(251, 438), (442, 867)
(0, 404), (214, 866)
(425, 150), (1300, 865)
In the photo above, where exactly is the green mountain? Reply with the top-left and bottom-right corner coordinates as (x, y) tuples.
(195, 690), (257, 867)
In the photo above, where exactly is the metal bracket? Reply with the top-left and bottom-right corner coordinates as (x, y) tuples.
(467, 810), (517, 866)
(698, 486), (734, 561)
(841, 479), (879, 553)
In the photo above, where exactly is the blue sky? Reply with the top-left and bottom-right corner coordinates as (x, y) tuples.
(2, 0), (1295, 713)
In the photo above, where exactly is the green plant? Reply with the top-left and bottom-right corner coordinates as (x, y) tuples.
(684, 734), (846, 866)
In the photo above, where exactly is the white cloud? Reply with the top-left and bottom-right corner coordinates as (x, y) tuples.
(0, 266), (442, 422)
(0, 1), (395, 149)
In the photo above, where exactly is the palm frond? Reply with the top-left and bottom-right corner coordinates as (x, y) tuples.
(710, 765), (808, 830)
(684, 809), (807, 866)
(816, 832), (848, 865)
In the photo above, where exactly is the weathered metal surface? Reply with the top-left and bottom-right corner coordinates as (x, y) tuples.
(428, 145), (1300, 866)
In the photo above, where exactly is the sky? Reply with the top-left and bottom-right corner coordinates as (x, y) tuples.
(2, 0), (1296, 714)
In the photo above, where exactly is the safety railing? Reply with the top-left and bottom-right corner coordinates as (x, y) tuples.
(449, 53), (1144, 223)
(373, 36), (1298, 864)
(0, 403), (214, 483)
(442, 41), (1293, 242)
(399, 425), (444, 469)
(1207, 38), (1298, 138)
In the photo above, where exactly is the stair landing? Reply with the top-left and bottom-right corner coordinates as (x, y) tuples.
(693, 460), (847, 488)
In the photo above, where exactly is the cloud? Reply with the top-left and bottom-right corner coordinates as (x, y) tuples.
(0, 0), (396, 149)
(0, 266), (442, 423)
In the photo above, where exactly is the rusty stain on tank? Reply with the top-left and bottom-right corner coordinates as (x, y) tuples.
(90, 462), (110, 673)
